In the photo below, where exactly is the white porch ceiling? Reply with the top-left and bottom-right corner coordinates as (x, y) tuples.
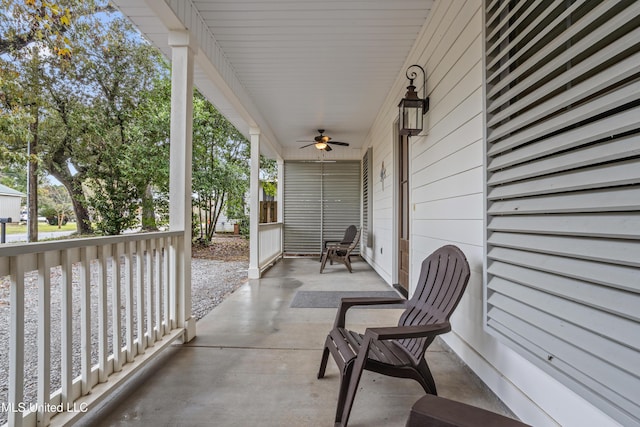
(112, 0), (433, 160)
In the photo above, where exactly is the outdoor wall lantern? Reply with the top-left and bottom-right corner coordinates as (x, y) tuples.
(398, 64), (429, 136)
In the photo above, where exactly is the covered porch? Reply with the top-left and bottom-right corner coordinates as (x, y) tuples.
(78, 257), (513, 426)
(1, 1), (637, 426)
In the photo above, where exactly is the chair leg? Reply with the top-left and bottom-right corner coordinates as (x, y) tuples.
(334, 361), (354, 426)
(414, 358), (438, 395)
(320, 245), (328, 262)
(335, 340), (370, 427)
(320, 250), (330, 273)
(318, 345), (330, 379)
(344, 256), (353, 273)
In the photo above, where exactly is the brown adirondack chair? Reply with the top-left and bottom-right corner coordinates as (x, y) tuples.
(322, 225), (358, 257)
(317, 245), (471, 427)
(320, 227), (361, 273)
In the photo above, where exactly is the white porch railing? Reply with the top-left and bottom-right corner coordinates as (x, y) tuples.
(0, 231), (186, 427)
(258, 223), (282, 272)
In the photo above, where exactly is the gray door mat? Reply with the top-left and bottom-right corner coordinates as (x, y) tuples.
(290, 290), (404, 308)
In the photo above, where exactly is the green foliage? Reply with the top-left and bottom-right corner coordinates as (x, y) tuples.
(0, 61), (32, 164)
(0, 0), (116, 236)
(0, 0), (74, 56)
(0, 1), (248, 239)
(259, 155), (278, 197)
(0, 163), (28, 192)
(85, 140), (140, 236)
(88, 173), (138, 235)
(237, 216), (249, 237)
(39, 184), (73, 226)
(192, 91), (250, 243)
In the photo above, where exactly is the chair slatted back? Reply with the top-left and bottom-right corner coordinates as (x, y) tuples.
(338, 228), (361, 256)
(347, 228), (361, 251)
(341, 225), (358, 245)
(396, 245), (470, 362)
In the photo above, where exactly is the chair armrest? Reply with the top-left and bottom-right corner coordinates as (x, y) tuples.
(364, 322), (451, 340)
(323, 239), (341, 249)
(326, 242), (349, 250)
(333, 297), (406, 328)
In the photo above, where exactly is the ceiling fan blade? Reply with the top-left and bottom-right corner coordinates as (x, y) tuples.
(299, 143), (316, 149)
(324, 145), (333, 151)
(327, 141), (349, 146)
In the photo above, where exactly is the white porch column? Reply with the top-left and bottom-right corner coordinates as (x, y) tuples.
(168, 30), (196, 342)
(277, 159), (284, 223)
(276, 159), (284, 257)
(248, 127), (261, 279)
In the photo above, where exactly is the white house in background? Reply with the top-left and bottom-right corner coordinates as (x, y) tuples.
(213, 211), (236, 233)
(0, 183), (25, 221)
(213, 181), (277, 233)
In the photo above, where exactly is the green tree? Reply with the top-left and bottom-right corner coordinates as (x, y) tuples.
(0, 0), (109, 238)
(0, 61), (31, 165)
(260, 156), (278, 198)
(1, 1), (248, 240)
(35, 9), (168, 235)
(39, 184), (72, 227)
(0, 163), (27, 191)
(0, 42), (49, 241)
(0, 0), (73, 56)
(78, 17), (168, 234)
(192, 92), (249, 243)
(123, 75), (171, 231)
(0, 0), (114, 56)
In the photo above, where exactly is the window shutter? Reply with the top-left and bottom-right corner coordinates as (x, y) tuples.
(485, 1), (640, 425)
(283, 161), (361, 255)
(362, 148), (373, 248)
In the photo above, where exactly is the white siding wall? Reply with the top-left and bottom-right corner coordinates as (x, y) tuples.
(362, 1), (622, 426)
(0, 195), (22, 220)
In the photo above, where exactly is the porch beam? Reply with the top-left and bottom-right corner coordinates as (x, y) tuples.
(248, 127), (261, 279)
(168, 29), (196, 342)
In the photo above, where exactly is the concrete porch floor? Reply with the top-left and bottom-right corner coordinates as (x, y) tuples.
(80, 257), (517, 427)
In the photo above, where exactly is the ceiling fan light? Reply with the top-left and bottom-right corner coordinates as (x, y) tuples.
(315, 142), (328, 150)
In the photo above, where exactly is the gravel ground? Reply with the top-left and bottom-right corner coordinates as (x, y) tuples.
(190, 258), (248, 322)
(0, 236), (248, 425)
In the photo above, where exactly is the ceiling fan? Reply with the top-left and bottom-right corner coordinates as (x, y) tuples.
(298, 129), (350, 151)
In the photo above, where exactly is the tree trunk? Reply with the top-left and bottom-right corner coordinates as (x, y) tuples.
(68, 178), (93, 235)
(27, 110), (38, 242)
(140, 185), (157, 231)
(48, 170), (93, 235)
(210, 193), (226, 240)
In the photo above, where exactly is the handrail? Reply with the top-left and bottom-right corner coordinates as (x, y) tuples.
(0, 230), (183, 258)
(0, 230), (185, 427)
(258, 223), (283, 271)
